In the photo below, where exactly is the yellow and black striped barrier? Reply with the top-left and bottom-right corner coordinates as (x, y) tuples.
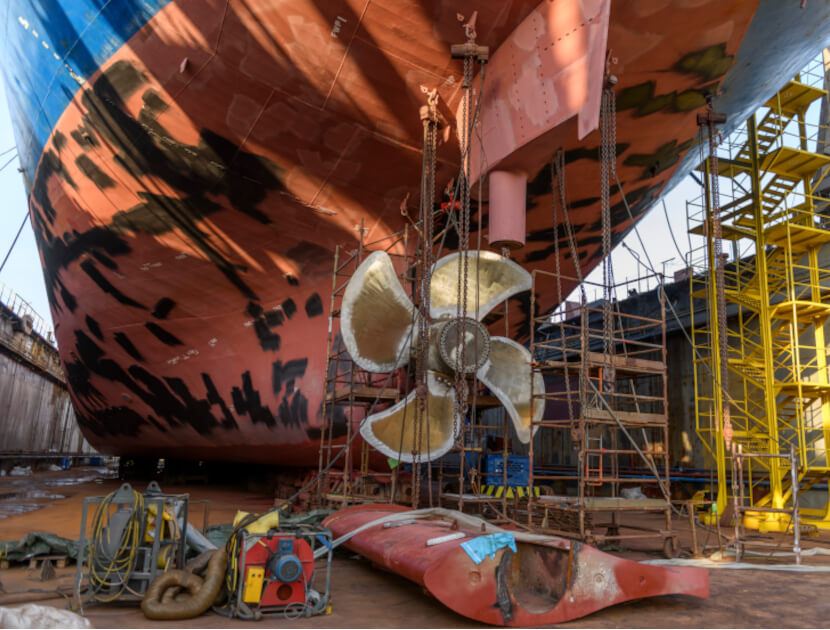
(482, 486), (541, 499)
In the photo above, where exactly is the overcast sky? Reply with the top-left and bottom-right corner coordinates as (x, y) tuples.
(0, 78), (47, 322)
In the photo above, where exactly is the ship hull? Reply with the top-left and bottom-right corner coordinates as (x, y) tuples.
(2, 0), (830, 464)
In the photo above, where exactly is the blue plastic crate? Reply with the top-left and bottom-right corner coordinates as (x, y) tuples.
(483, 455), (529, 487)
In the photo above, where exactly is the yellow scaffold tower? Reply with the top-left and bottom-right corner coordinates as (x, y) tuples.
(688, 60), (830, 532)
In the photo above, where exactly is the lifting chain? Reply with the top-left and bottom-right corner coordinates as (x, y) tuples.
(412, 91), (440, 508)
(698, 98), (732, 448)
(599, 87), (617, 398)
(452, 30), (478, 449)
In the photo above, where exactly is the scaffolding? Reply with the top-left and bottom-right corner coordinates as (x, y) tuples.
(526, 270), (675, 552)
(688, 59), (830, 531)
(315, 229), (417, 507)
(731, 445), (802, 562)
(434, 393), (511, 516)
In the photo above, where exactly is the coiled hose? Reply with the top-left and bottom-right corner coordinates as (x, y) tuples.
(141, 549), (227, 620)
(88, 488), (143, 602)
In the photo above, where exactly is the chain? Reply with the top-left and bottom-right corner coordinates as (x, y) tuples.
(700, 100), (732, 449)
(452, 45), (475, 448)
(599, 88), (617, 400)
(412, 91), (439, 508)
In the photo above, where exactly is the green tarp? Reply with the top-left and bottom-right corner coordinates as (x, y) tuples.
(0, 509), (333, 564)
(0, 532), (80, 562)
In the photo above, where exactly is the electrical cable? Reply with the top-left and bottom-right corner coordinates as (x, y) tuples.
(645, 556), (830, 572)
(0, 208), (30, 276)
(662, 198), (687, 262)
(615, 172), (748, 431)
(0, 152), (17, 173)
(85, 488), (144, 603)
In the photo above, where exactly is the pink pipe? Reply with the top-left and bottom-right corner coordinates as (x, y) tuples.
(488, 170), (527, 250)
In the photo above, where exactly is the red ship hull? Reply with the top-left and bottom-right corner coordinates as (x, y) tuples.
(8, 0), (806, 463)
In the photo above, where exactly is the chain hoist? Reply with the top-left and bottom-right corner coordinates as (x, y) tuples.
(449, 20), (488, 448)
(599, 86), (617, 399)
(697, 98), (731, 448)
(453, 47), (473, 445)
(411, 90), (440, 508)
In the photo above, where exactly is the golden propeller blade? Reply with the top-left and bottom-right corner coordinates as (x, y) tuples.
(429, 250), (532, 320)
(360, 372), (457, 463)
(341, 251), (416, 373)
(476, 337), (544, 443)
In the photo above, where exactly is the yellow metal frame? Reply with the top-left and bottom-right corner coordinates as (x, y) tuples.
(689, 74), (830, 531)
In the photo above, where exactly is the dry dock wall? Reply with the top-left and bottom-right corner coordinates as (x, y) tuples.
(0, 302), (94, 455)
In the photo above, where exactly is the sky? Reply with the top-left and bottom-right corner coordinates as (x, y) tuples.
(578, 178), (700, 303)
(0, 77), (50, 326)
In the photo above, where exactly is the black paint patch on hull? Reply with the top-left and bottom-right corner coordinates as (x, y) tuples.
(80, 259), (145, 308)
(253, 320), (280, 351)
(232, 371), (276, 428)
(76, 154), (115, 189)
(152, 297), (176, 319)
(272, 359), (308, 395)
(114, 331), (145, 361)
(305, 293), (323, 318)
(145, 322), (184, 346)
(85, 315), (103, 340)
(278, 390), (308, 429)
(282, 299), (297, 319)
(202, 373), (237, 429)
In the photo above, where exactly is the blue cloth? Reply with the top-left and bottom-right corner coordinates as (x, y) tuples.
(460, 533), (517, 565)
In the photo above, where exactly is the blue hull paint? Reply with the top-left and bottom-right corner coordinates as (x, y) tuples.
(0, 0), (170, 179)
(667, 0), (830, 191)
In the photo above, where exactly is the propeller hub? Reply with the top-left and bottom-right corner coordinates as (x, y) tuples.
(437, 317), (490, 374)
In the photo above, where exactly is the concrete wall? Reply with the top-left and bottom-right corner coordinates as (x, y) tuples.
(665, 332), (709, 471)
(0, 305), (94, 455)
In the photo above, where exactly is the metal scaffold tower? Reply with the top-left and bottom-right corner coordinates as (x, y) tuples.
(527, 271), (674, 551)
(688, 59), (830, 532)
(315, 230), (417, 507)
(520, 106), (675, 552)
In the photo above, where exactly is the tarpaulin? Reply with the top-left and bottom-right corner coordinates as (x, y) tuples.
(460, 532), (517, 565)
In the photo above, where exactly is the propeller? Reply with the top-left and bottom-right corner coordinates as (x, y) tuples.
(340, 249), (545, 463)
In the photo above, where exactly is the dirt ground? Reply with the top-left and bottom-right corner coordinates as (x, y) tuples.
(2, 467), (830, 628)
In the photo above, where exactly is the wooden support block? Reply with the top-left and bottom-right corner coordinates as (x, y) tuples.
(27, 555), (68, 570)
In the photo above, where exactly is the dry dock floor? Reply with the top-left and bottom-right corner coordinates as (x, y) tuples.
(1, 467), (830, 628)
